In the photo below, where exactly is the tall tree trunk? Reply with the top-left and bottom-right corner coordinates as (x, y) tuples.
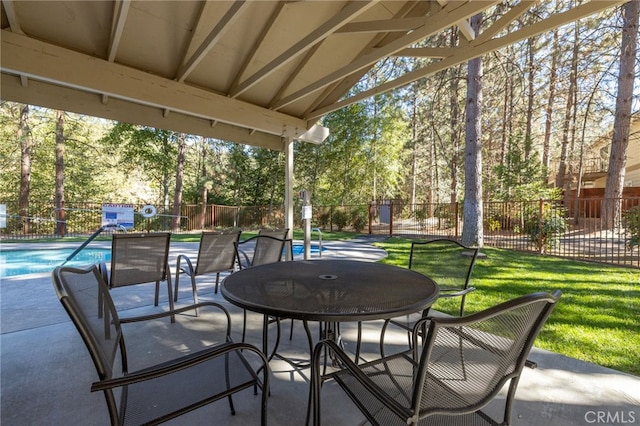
(557, 21), (579, 195)
(199, 137), (207, 230)
(543, 27), (560, 173)
(18, 105), (33, 234)
(429, 113), (438, 207)
(462, 14), (484, 248)
(602, 0), (639, 228)
(410, 87), (418, 211)
(449, 29), (460, 204)
(450, 63), (460, 204)
(55, 110), (66, 236)
(172, 133), (186, 231)
(525, 36), (537, 161)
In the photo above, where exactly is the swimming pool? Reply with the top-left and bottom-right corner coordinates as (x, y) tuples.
(291, 244), (325, 255)
(0, 248), (111, 278)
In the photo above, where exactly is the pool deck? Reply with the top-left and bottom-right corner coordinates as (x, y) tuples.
(1, 237), (639, 425)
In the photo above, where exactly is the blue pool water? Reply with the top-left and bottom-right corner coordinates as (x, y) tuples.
(291, 244), (325, 255)
(0, 248), (111, 278)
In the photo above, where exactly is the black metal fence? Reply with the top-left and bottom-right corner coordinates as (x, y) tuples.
(1, 198), (638, 269)
(369, 198), (640, 269)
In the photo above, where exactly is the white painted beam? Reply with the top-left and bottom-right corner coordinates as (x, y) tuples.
(0, 30), (308, 139)
(1, 73), (285, 150)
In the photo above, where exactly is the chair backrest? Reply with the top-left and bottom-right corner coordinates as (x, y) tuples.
(194, 231), (241, 275)
(236, 235), (290, 268)
(52, 265), (125, 381)
(109, 232), (171, 288)
(413, 291), (561, 422)
(409, 238), (478, 291)
(258, 228), (293, 260)
(258, 228), (289, 239)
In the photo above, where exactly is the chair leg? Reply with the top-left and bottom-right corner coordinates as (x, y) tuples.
(379, 319), (390, 358)
(242, 310), (247, 343)
(154, 281), (160, 306)
(214, 272), (220, 294)
(173, 272), (180, 302)
(224, 352), (237, 415)
(289, 318), (295, 340)
(190, 274), (199, 317)
(166, 278), (175, 323)
(354, 321), (362, 363)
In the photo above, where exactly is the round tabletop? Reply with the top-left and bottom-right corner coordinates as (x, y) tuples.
(221, 259), (439, 322)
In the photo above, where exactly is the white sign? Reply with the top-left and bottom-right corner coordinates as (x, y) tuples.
(102, 203), (134, 229)
(302, 205), (312, 220)
(0, 204), (5, 228)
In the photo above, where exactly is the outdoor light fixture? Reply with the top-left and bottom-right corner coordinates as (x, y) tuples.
(297, 124), (329, 144)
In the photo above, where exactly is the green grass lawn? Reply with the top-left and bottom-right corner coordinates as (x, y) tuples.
(375, 237), (640, 377)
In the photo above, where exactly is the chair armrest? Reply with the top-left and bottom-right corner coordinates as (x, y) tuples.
(237, 249), (251, 269)
(311, 340), (409, 418)
(437, 286), (476, 298)
(91, 342), (268, 392)
(175, 253), (195, 276)
(97, 262), (109, 285)
(119, 301), (233, 336)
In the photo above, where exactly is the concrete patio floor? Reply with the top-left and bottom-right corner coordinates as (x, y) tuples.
(1, 237), (639, 425)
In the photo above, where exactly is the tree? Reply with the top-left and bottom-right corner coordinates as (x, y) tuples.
(18, 104), (34, 234)
(103, 124), (178, 206)
(602, 0), (639, 228)
(542, 26), (560, 172)
(172, 133), (186, 231)
(54, 110), (66, 236)
(461, 13), (484, 248)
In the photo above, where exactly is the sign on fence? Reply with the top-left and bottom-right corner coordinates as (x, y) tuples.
(102, 203), (134, 229)
(0, 204), (5, 228)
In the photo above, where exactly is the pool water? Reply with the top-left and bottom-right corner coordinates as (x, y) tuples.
(291, 244), (325, 255)
(0, 248), (111, 278)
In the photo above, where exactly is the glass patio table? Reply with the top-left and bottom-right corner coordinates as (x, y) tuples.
(221, 259), (439, 364)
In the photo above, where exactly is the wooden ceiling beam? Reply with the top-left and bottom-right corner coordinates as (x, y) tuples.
(176, 0), (250, 83)
(1, 74), (285, 150)
(108, 0), (130, 62)
(307, 0), (627, 121)
(230, 0), (377, 98)
(273, 0), (497, 111)
(227, 1), (286, 94)
(0, 30), (308, 138)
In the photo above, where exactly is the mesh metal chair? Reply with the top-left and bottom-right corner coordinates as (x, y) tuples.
(52, 265), (269, 426)
(174, 230), (241, 311)
(311, 291), (561, 426)
(99, 232), (174, 321)
(236, 228), (292, 268)
(234, 231), (294, 354)
(379, 238), (478, 357)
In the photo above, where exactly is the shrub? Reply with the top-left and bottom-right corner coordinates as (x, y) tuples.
(527, 205), (568, 254)
(414, 208), (428, 231)
(332, 208), (349, 231)
(486, 216), (502, 232)
(350, 207), (368, 232)
(433, 204), (454, 229)
(622, 205), (640, 250)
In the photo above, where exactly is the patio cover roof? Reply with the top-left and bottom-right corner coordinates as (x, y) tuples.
(0, 0), (626, 151)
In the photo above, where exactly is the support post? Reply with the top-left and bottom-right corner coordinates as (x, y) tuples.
(284, 137), (294, 241)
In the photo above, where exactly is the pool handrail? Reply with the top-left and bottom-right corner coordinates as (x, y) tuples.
(61, 224), (127, 266)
